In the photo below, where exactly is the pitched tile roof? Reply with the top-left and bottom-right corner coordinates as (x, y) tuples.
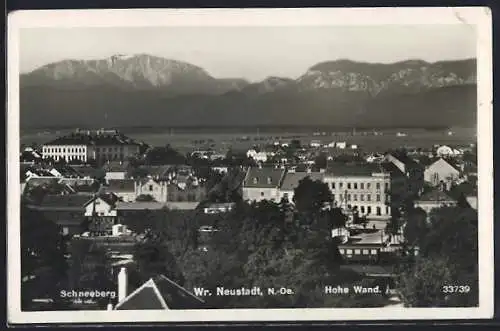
(280, 172), (324, 191)
(115, 275), (205, 310)
(417, 189), (456, 203)
(243, 167), (285, 188)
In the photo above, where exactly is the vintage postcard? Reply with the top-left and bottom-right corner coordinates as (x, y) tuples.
(7, 7), (493, 324)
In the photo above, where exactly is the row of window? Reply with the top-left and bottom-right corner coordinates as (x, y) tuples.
(44, 147), (85, 153)
(96, 147), (124, 153)
(335, 193), (389, 202)
(339, 248), (378, 255)
(329, 181), (389, 191)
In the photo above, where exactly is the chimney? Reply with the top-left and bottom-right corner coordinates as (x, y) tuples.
(118, 267), (128, 302)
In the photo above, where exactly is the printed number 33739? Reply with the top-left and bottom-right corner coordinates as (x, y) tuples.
(442, 285), (471, 294)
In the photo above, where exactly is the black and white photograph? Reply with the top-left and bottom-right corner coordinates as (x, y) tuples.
(7, 7), (493, 324)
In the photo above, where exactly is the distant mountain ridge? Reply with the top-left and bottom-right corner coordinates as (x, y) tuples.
(20, 54), (477, 129)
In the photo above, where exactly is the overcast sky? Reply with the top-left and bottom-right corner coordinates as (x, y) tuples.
(20, 25), (476, 82)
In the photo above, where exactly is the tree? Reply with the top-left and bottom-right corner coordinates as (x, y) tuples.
(293, 177), (332, 218)
(21, 203), (70, 310)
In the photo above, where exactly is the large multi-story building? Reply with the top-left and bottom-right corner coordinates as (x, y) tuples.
(323, 163), (392, 218)
(42, 129), (141, 163)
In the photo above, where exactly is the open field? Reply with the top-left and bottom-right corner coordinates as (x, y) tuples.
(20, 127), (476, 154)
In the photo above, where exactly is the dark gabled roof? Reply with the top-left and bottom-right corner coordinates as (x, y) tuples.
(326, 162), (385, 177)
(115, 275), (204, 310)
(106, 179), (135, 193)
(38, 193), (93, 209)
(427, 157), (461, 172)
(417, 189), (456, 203)
(280, 172), (324, 191)
(243, 167), (285, 188)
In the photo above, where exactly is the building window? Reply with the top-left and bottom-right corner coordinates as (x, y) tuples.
(376, 183), (381, 190)
(353, 194), (357, 201)
(339, 249), (345, 254)
(347, 183), (351, 189)
(354, 249), (361, 255)
(376, 207), (381, 215)
(96, 147), (100, 152)
(261, 192), (265, 197)
(346, 249), (353, 254)
(339, 182), (343, 189)
(367, 194), (371, 201)
(347, 194), (351, 201)
(331, 182), (335, 189)
(385, 183), (389, 191)
(370, 249), (377, 255)
(367, 206), (372, 214)
(376, 194), (381, 202)
(386, 194), (390, 202)
(360, 183), (364, 189)
(353, 183), (358, 189)
(360, 195), (364, 201)
(386, 206), (390, 214)
(149, 185), (153, 191)
(362, 249), (369, 255)
(360, 206), (365, 213)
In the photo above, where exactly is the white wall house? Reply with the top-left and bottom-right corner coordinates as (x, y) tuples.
(42, 144), (90, 162)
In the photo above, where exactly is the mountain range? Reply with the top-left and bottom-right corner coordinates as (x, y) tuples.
(20, 54), (477, 129)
